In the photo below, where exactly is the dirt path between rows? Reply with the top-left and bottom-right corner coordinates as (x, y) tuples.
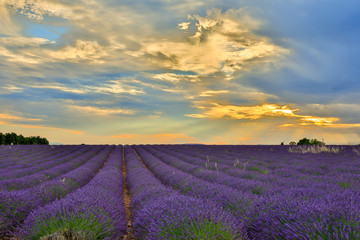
(122, 147), (135, 240)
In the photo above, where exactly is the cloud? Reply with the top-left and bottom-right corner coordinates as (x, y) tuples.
(151, 73), (200, 83)
(139, 8), (289, 75)
(1, 121), (84, 135)
(31, 85), (87, 94)
(94, 80), (145, 95)
(0, 37), (55, 47)
(69, 105), (135, 116)
(0, 2), (21, 35)
(281, 120), (360, 129)
(48, 40), (107, 63)
(187, 102), (360, 130)
(186, 103), (298, 120)
(0, 111), (83, 135)
(199, 90), (229, 97)
(13, 80), (144, 96)
(1, 0), (359, 145)
(1, 85), (23, 93)
(0, 113), (42, 121)
(177, 21), (191, 30)
(0, 46), (43, 64)
(4, 0), (73, 21)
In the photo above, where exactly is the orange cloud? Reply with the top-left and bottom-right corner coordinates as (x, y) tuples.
(0, 122), (84, 134)
(187, 103), (360, 129)
(281, 122), (360, 129)
(186, 103), (298, 120)
(0, 113), (42, 121)
(299, 116), (339, 126)
(69, 105), (135, 116)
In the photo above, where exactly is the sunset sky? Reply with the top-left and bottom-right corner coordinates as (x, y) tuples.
(1, 0), (360, 144)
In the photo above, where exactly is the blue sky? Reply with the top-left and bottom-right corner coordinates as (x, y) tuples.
(1, 0), (360, 144)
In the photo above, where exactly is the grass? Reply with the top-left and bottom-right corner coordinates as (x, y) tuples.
(288, 145), (340, 154)
(247, 166), (268, 174)
(40, 229), (86, 240)
(352, 147), (360, 156)
(40, 179), (77, 202)
(305, 216), (360, 240)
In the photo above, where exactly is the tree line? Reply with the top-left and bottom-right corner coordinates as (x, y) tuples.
(0, 132), (49, 145)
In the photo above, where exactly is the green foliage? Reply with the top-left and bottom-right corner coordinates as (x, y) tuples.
(305, 216), (360, 240)
(224, 200), (252, 218)
(0, 132), (49, 145)
(251, 186), (264, 195)
(337, 181), (351, 189)
(182, 185), (192, 194)
(247, 166), (268, 174)
(241, 173), (256, 179)
(28, 213), (110, 240)
(297, 138), (311, 145)
(297, 138), (325, 145)
(159, 219), (241, 240)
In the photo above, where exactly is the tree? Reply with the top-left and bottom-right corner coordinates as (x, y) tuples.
(0, 133), (4, 145)
(310, 139), (324, 145)
(297, 138), (325, 145)
(297, 138), (311, 145)
(289, 141), (297, 145)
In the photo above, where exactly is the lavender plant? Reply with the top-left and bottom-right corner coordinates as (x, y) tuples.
(15, 146), (126, 239)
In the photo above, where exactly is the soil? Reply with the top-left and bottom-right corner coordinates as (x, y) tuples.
(122, 148), (135, 240)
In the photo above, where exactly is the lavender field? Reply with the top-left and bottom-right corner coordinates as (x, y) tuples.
(1, 144), (360, 239)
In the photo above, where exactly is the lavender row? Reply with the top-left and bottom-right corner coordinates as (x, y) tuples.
(0, 145), (68, 170)
(124, 146), (245, 240)
(166, 144), (360, 170)
(0, 145), (114, 237)
(131, 146), (254, 228)
(0, 145), (39, 161)
(0, 145), (51, 158)
(0, 145), (88, 181)
(183, 145), (360, 239)
(148, 145), (359, 195)
(150, 145), (274, 181)
(0, 145), (75, 175)
(142, 145), (278, 196)
(16, 146), (127, 239)
(152, 144), (360, 201)
(154, 145), (360, 191)
(0, 145), (60, 171)
(0, 146), (101, 190)
(134, 145), (360, 239)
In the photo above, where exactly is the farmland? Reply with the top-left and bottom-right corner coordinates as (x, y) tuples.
(1, 145), (360, 239)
